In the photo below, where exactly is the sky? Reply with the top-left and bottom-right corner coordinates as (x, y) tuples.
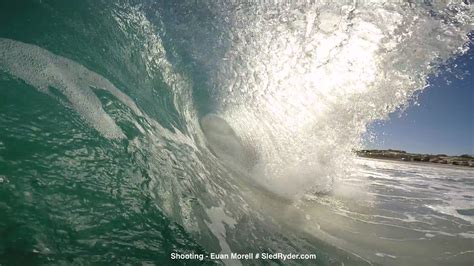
(365, 42), (474, 156)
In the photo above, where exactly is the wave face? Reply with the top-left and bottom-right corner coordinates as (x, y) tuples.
(0, 0), (472, 265)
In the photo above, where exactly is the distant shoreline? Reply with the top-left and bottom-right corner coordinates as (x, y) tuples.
(356, 149), (474, 168)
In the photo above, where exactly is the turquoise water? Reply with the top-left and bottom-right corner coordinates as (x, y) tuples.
(0, 1), (472, 265)
(0, 1), (214, 264)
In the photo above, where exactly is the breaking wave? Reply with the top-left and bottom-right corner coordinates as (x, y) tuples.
(0, 0), (472, 265)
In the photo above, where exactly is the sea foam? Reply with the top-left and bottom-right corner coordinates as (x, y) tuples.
(0, 38), (143, 139)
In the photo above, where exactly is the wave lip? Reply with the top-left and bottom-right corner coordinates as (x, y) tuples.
(207, 1), (472, 198)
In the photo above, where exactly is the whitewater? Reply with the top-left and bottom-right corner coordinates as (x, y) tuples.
(0, 0), (473, 265)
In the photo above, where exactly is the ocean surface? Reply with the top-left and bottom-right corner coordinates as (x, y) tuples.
(0, 0), (473, 265)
